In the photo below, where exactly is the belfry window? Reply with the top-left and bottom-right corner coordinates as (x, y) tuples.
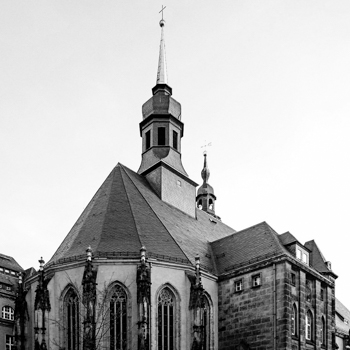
(146, 130), (151, 150)
(172, 131), (178, 150)
(158, 127), (166, 146)
(158, 287), (175, 350)
(64, 289), (80, 350)
(110, 284), (127, 350)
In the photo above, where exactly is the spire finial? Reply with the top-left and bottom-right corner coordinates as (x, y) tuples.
(156, 6), (168, 85)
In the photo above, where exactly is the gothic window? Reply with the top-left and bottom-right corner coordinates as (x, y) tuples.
(110, 284), (127, 350)
(202, 295), (211, 350)
(2, 306), (14, 320)
(321, 316), (326, 345)
(158, 127), (166, 146)
(291, 304), (297, 336)
(158, 287), (176, 350)
(64, 288), (80, 350)
(306, 310), (313, 341)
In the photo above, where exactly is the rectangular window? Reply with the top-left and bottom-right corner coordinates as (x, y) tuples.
(320, 288), (324, 301)
(6, 335), (14, 350)
(291, 273), (296, 286)
(234, 280), (243, 292)
(5, 269), (9, 274)
(158, 127), (166, 146)
(145, 130), (151, 150)
(296, 249), (302, 260)
(302, 252), (308, 264)
(10, 271), (15, 276)
(0, 267), (3, 272)
(173, 131), (178, 150)
(252, 274), (261, 287)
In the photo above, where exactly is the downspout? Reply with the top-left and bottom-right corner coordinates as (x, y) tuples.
(273, 263), (277, 350)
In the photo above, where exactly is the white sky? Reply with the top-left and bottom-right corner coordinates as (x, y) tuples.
(0, 1), (349, 308)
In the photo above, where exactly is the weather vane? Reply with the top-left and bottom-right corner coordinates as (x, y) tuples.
(159, 5), (166, 21)
(201, 141), (212, 155)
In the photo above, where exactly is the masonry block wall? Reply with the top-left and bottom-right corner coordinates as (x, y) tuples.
(218, 261), (281, 350)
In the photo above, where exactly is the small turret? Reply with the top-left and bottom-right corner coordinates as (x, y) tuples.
(196, 152), (217, 217)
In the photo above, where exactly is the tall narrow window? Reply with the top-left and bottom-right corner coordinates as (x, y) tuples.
(64, 289), (80, 350)
(291, 304), (297, 336)
(202, 295), (211, 350)
(172, 131), (178, 150)
(321, 317), (326, 345)
(110, 285), (127, 350)
(306, 310), (313, 341)
(158, 127), (166, 146)
(146, 130), (151, 150)
(158, 287), (175, 350)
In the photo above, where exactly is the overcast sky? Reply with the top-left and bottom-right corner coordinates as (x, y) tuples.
(0, 1), (349, 307)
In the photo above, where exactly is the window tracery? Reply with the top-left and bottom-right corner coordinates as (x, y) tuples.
(110, 284), (128, 350)
(64, 288), (80, 350)
(158, 287), (175, 350)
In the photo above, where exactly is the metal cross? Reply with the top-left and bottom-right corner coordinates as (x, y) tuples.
(159, 5), (166, 20)
(201, 141), (212, 155)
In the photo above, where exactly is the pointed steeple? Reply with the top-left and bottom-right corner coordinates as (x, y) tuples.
(156, 20), (168, 85)
(196, 152), (217, 217)
(138, 15), (198, 218)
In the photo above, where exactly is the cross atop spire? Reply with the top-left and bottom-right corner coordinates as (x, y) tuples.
(159, 5), (166, 21)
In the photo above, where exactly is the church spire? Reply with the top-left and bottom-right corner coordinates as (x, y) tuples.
(138, 13), (198, 218)
(156, 19), (168, 85)
(196, 152), (217, 217)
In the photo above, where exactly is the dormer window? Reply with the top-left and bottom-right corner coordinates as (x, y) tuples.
(295, 246), (309, 265)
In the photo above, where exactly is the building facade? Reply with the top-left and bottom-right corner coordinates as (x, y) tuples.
(4, 19), (348, 350)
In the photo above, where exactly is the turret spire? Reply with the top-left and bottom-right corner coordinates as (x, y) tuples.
(196, 152), (218, 218)
(156, 15), (168, 85)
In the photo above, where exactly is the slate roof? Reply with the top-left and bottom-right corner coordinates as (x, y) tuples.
(210, 222), (289, 275)
(336, 298), (350, 334)
(48, 163), (236, 272)
(0, 253), (23, 271)
(278, 231), (299, 246)
(304, 240), (333, 275)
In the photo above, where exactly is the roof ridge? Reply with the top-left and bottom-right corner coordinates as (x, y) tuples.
(120, 164), (191, 265)
(116, 165), (143, 249)
(211, 221), (268, 244)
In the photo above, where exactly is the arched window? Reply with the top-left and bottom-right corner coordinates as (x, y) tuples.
(321, 316), (326, 345)
(208, 199), (213, 210)
(64, 288), (80, 350)
(2, 306), (14, 320)
(202, 295), (212, 350)
(306, 310), (313, 341)
(291, 304), (298, 336)
(110, 284), (127, 350)
(158, 287), (176, 350)
(197, 199), (202, 210)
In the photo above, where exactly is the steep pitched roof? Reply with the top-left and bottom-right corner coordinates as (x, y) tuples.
(0, 253), (23, 271)
(304, 240), (333, 275)
(48, 163), (236, 272)
(210, 222), (289, 275)
(279, 231), (299, 246)
(336, 298), (350, 334)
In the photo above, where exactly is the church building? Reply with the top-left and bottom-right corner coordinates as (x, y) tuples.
(9, 18), (342, 350)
